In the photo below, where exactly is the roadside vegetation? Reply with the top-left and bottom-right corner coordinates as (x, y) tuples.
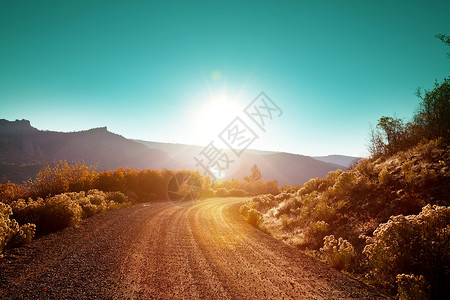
(1, 159), (280, 254)
(240, 75), (449, 299)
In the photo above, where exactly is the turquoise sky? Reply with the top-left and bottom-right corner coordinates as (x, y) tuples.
(1, 0), (449, 156)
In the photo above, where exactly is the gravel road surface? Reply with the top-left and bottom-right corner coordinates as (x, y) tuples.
(0, 197), (390, 299)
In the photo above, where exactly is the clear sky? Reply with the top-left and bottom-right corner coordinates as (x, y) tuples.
(1, 0), (449, 157)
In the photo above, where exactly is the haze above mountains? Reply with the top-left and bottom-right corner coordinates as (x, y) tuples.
(0, 119), (360, 185)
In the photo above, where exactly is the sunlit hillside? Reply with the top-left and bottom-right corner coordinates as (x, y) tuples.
(240, 77), (450, 299)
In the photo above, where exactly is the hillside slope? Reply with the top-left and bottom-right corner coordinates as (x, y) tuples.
(241, 139), (449, 297)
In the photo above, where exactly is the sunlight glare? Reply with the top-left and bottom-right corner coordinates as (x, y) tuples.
(193, 94), (242, 144)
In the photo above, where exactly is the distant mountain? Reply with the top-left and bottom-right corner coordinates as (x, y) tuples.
(228, 152), (345, 186)
(0, 119), (347, 186)
(313, 154), (361, 168)
(135, 140), (346, 186)
(0, 119), (169, 183)
(134, 140), (205, 170)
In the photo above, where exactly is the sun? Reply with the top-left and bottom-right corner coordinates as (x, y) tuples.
(194, 94), (242, 144)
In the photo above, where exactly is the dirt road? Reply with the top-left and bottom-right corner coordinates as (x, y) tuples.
(0, 197), (389, 299)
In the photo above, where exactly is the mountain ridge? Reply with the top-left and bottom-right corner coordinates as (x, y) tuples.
(0, 119), (348, 185)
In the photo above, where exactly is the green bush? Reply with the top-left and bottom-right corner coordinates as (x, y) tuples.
(252, 194), (278, 214)
(105, 191), (130, 209)
(298, 173), (340, 196)
(401, 162), (414, 184)
(107, 200), (131, 210)
(320, 235), (355, 270)
(282, 187), (296, 194)
(3, 189), (130, 253)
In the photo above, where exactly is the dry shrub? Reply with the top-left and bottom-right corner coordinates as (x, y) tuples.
(363, 205), (449, 298)
(214, 187), (230, 197)
(356, 158), (375, 178)
(304, 220), (329, 248)
(378, 167), (391, 185)
(0, 182), (27, 205)
(275, 192), (291, 201)
(29, 161), (97, 198)
(401, 162), (415, 184)
(10, 198), (45, 226)
(298, 173), (340, 196)
(320, 235), (355, 270)
(201, 188), (215, 199)
(416, 138), (444, 162)
(252, 194), (278, 214)
(312, 201), (334, 221)
(106, 191), (128, 204)
(10, 190), (128, 234)
(0, 203), (35, 252)
(330, 172), (357, 197)
(239, 201), (263, 228)
(246, 209), (263, 227)
(280, 214), (290, 229)
(10, 223), (36, 247)
(35, 194), (83, 233)
(0, 202), (18, 251)
(229, 188), (248, 197)
(396, 274), (430, 300)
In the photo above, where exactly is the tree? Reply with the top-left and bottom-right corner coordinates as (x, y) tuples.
(368, 77), (450, 158)
(416, 77), (450, 141)
(244, 164), (262, 182)
(368, 116), (407, 157)
(436, 33), (450, 57)
(377, 116), (405, 154)
(368, 125), (385, 158)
